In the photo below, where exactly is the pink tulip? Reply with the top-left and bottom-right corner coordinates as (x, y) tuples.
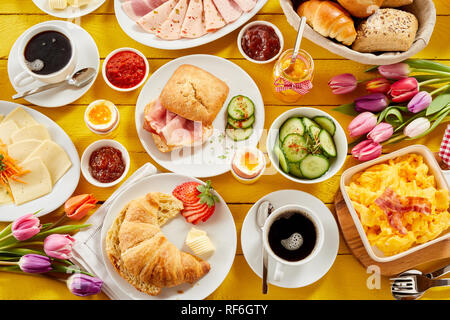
(348, 112), (377, 137)
(11, 214), (41, 241)
(403, 117), (431, 138)
(366, 78), (391, 94)
(407, 91), (432, 113)
(351, 140), (382, 162)
(328, 73), (357, 94)
(44, 234), (75, 260)
(389, 77), (419, 103)
(378, 63), (410, 80)
(367, 122), (394, 143)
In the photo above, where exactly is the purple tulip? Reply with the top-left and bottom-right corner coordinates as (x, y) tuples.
(348, 112), (377, 137)
(67, 273), (103, 297)
(351, 140), (382, 162)
(44, 234), (75, 260)
(11, 214), (41, 241)
(328, 73), (358, 94)
(367, 122), (394, 143)
(355, 93), (389, 112)
(18, 254), (52, 274)
(378, 63), (410, 80)
(407, 91), (432, 113)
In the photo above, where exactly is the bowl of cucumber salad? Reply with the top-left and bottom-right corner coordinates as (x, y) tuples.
(267, 107), (347, 183)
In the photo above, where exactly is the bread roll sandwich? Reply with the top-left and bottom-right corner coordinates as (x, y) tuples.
(143, 64), (229, 152)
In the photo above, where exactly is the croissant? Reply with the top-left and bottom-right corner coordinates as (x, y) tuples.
(106, 195), (210, 296)
(298, 0), (357, 46)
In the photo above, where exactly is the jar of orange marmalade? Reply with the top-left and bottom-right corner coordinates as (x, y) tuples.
(272, 49), (314, 103)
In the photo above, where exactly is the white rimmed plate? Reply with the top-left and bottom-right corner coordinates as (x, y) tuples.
(135, 54), (265, 178)
(0, 101), (80, 221)
(100, 173), (237, 300)
(114, 0), (269, 50)
(241, 190), (339, 288)
(8, 20), (100, 108)
(32, 0), (106, 19)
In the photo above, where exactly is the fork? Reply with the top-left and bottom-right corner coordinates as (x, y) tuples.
(391, 273), (450, 295)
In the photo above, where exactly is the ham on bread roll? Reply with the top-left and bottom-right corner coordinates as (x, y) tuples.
(143, 65), (229, 152)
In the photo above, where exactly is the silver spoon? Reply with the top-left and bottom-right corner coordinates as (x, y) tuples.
(256, 200), (273, 294)
(284, 16), (307, 76)
(13, 67), (97, 100)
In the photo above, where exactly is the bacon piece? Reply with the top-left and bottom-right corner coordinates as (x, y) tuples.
(375, 188), (432, 235)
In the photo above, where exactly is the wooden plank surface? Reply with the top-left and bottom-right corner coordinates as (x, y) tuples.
(0, 0), (448, 300)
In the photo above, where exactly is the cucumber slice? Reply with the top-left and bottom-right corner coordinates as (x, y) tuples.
(288, 162), (303, 178)
(308, 125), (321, 142)
(227, 115), (255, 129)
(318, 129), (337, 158)
(299, 154), (330, 179)
(281, 133), (308, 163)
(227, 95), (255, 120)
(314, 116), (336, 136)
(226, 125), (253, 141)
(302, 117), (319, 131)
(274, 144), (289, 173)
(279, 117), (304, 142)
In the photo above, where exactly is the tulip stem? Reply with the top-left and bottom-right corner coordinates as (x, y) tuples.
(0, 234), (14, 244)
(0, 261), (18, 266)
(430, 84), (450, 96)
(382, 134), (406, 145)
(419, 77), (450, 86)
(41, 215), (68, 232)
(0, 241), (44, 251)
(412, 69), (450, 77)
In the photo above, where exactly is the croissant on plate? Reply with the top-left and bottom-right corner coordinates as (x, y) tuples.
(106, 194), (210, 296)
(297, 0), (357, 46)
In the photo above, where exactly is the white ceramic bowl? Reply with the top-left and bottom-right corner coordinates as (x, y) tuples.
(102, 47), (149, 92)
(237, 20), (284, 64)
(81, 139), (130, 188)
(340, 145), (450, 263)
(267, 107), (347, 184)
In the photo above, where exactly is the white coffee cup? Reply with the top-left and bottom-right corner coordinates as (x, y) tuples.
(262, 204), (325, 281)
(14, 24), (77, 87)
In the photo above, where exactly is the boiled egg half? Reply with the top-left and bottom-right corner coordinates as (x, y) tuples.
(84, 100), (119, 134)
(231, 146), (265, 180)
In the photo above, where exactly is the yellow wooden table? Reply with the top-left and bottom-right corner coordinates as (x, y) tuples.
(0, 0), (449, 300)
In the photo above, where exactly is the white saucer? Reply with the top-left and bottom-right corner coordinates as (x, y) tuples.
(241, 190), (340, 288)
(32, 0), (106, 19)
(8, 20), (99, 108)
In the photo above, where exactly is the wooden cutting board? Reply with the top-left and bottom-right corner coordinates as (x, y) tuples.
(335, 190), (450, 276)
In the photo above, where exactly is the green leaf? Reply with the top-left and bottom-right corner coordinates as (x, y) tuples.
(332, 103), (358, 117)
(364, 65), (379, 73)
(406, 59), (450, 73)
(426, 93), (450, 116)
(29, 224), (91, 241)
(385, 108), (404, 127)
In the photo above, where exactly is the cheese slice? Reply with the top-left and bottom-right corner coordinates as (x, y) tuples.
(0, 120), (19, 145)
(7, 139), (43, 163)
(0, 185), (12, 205)
(4, 107), (38, 129)
(8, 157), (52, 205)
(185, 227), (215, 258)
(24, 140), (71, 185)
(11, 124), (50, 143)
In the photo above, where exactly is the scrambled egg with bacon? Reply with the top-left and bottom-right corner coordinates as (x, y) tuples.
(346, 154), (450, 256)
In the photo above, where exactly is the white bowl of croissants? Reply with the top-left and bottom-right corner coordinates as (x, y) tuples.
(280, 0), (436, 65)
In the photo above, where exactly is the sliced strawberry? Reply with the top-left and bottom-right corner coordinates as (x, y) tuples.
(201, 205), (216, 222)
(186, 210), (208, 223)
(172, 182), (201, 204)
(182, 204), (209, 218)
(182, 200), (206, 211)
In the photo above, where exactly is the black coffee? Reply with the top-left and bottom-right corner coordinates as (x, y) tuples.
(268, 211), (317, 262)
(24, 31), (72, 75)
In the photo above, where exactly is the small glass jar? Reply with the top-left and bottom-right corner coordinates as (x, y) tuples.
(272, 49), (314, 103)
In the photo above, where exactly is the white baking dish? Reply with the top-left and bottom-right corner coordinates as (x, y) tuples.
(340, 145), (450, 263)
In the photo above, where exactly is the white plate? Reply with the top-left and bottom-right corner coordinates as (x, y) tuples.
(0, 101), (80, 222)
(241, 190), (339, 288)
(135, 54), (265, 178)
(100, 173), (237, 300)
(32, 0), (106, 19)
(8, 20), (100, 108)
(114, 0), (269, 50)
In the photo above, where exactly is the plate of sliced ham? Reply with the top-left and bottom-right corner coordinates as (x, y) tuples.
(135, 54), (265, 178)
(115, 0), (268, 49)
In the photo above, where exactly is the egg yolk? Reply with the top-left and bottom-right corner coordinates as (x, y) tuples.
(240, 152), (259, 171)
(88, 104), (112, 125)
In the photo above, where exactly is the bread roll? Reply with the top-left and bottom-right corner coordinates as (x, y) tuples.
(382, 0), (413, 7)
(298, 0), (357, 46)
(352, 8), (418, 52)
(337, 0), (384, 18)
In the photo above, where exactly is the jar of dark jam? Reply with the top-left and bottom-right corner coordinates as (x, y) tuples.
(241, 24), (281, 62)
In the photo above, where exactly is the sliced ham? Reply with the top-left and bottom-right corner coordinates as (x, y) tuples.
(180, 0), (206, 39)
(212, 0), (242, 24)
(233, 0), (256, 12)
(203, 0), (226, 32)
(156, 0), (189, 40)
(138, 0), (179, 33)
(122, 0), (168, 22)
